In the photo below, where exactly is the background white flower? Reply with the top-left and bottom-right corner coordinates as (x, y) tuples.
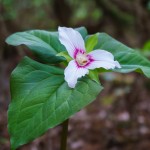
(58, 27), (121, 88)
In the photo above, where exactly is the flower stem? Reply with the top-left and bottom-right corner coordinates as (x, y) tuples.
(60, 119), (69, 150)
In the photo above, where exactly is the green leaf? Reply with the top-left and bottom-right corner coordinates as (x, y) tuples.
(57, 51), (72, 62)
(95, 33), (150, 78)
(6, 27), (87, 64)
(88, 69), (100, 84)
(142, 40), (150, 51)
(8, 57), (102, 149)
(85, 33), (98, 52)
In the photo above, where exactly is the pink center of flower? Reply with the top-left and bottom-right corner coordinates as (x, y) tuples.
(74, 49), (94, 67)
(76, 53), (88, 66)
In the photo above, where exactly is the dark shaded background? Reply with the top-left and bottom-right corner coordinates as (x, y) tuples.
(1, 0), (150, 150)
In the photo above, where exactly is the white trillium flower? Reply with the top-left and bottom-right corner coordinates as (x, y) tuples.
(58, 27), (121, 88)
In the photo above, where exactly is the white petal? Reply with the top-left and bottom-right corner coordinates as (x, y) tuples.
(87, 49), (121, 70)
(58, 27), (86, 58)
(88, 49), (114, 61)
(64, 60), (89, 88)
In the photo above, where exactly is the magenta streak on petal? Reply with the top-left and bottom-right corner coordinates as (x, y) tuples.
(74, 49), (85, 59)
(75, 54), (94, 68)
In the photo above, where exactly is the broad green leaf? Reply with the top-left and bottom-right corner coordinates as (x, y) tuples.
(95, 33), (150, 78)
(6, 27), (87, 64)
(85, 33), (98, 52)
(8, 57), (102, 149)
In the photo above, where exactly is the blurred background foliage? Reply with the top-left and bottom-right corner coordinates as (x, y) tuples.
(0, 0), (150, 150)
(0, 0), (150, 61)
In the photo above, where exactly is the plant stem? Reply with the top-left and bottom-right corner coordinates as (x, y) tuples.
(60, 119), (69, 150)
